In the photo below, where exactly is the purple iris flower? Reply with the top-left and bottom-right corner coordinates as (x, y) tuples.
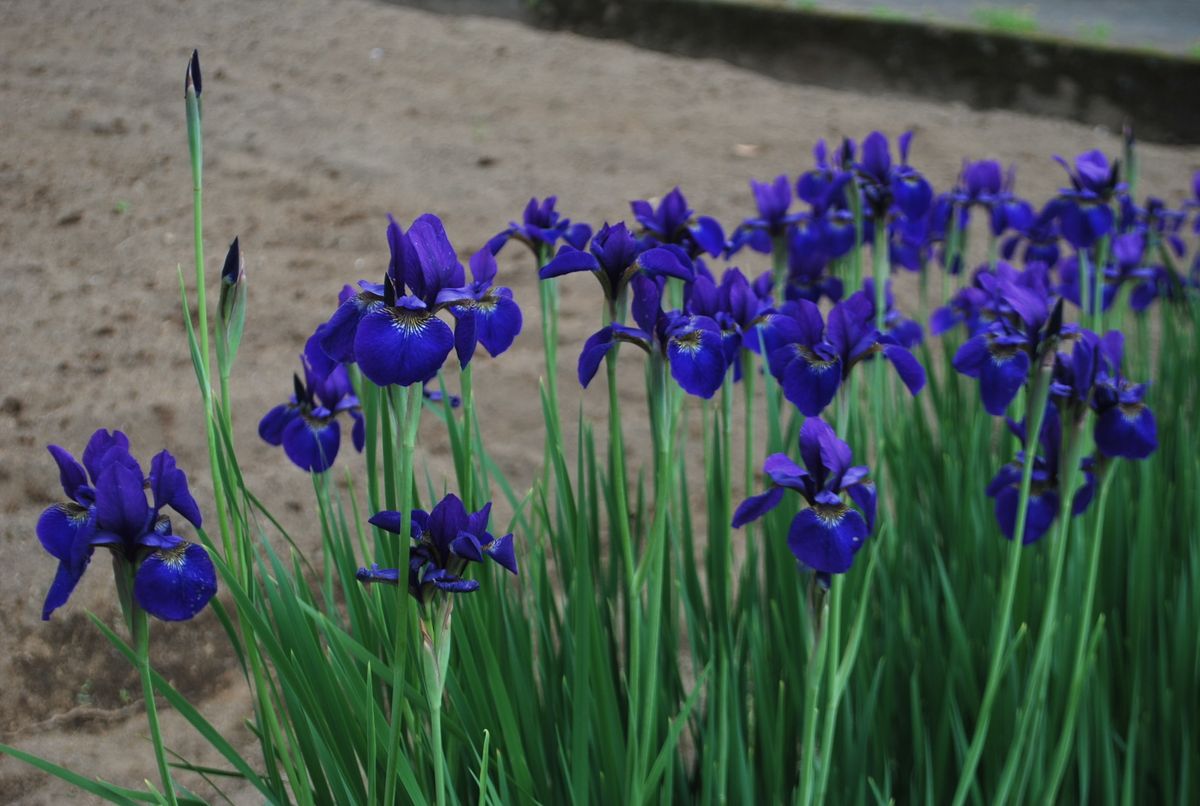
(318, 214), (472, 387)
(1053, 150), (1123, 249)
(486, 196), (591, 259)
(1002, 201), (1063, 268)
(630, 187), (726, 258)
(1089, 331), (1157, 459)
(728, 175), (801, 254)
(36, 429), (215, 622)
(438, 248), (523, 368)
(763, 291), (926, 417)
(952, 262), (1065, 416)
(259, 330), (364, 473)
(1056, 255), (1119, 316)
(783, 217), (848, 305)
(732, 417), (876, 575)
(854, 131), (933, 221)
(987, 406), (1096, 544)
(539, 221), (693, 303)
(953, 160), (1034, 238)
(356, 494), (517, 605)
(684, 264), (773, 376)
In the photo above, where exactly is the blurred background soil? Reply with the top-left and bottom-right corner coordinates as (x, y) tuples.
(0, 0), (1197, 801)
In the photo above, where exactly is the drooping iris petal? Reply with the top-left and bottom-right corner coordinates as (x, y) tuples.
(475, 291), (523, 357)
(355, 306), (455, 387)
(637, 247), (693, 282)
(484, 534), (519, 575)
(368, 510), (407, 534)
(281, 415), (340, 473)
(667, 319), (727, 399)
(351, 410), (366, 452)
(259, 405), (299, 447)
(42, 559), (90, 621)
(994, 487), (1057, 544)
(450, 532), (484, 562)
(787, 505), (868, 575)
(578, 327), (618, 389)
(846, 482), (877, 533)
(731, 487), (784, 527)
(979, 348), (1030, 416)
(882, 344), (926, 395)
(37, 503), (90, 562)
(321, 292), (381, 363)
(540, 247), (599, 279)
(453, 308), (478, 368)
(773, 344), (842, 417)
(1095, 404), (1157, 459)
(133, 542), (218, 621)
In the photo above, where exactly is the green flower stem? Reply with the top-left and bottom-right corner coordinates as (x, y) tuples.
(606, 318), (636, 593)
(798, 589), (831, 805)
(384, 384), (421, 806)
(461, 363), (476, 509)
(1043, 469), (1116, 800)
(132, 606), (177, 806)
(993, 417), (1090, 804)
(422, 604), (454, 806)
(951, 358), (1054, 806)
(185, 74), (234, 576)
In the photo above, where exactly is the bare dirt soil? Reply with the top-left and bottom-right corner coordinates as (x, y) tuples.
(0, 0), (1196, 801)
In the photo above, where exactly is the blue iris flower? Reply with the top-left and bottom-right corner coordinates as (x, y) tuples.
(729, 175), (801, 254)
(732, 417), (876, 575)
(539, 220), (693, 303)
(438, 248), (524, 368)
(763, 291), (926, 417)
(36, 430), (215, 622)
(854, 131), (933, 221)
(1089, 331), (1157, 459)
(987, 406), (1096, 544)
(259, 330), (364, 473)
(952, 160), (1034, 238)
(684, 263), (773, 375)
(319, 214), (473, 387)
(486, 196), (591, 259)
(355, 494), (517, 605)
(952, 262), (1066, 416)
(1053, 150), (1122, 249)
(630, 187), (726, 259)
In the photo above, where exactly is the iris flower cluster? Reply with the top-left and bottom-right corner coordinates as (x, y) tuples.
(733, 417), (876, 576)
(986, 328), (1157, 543)
(356, 494), (517, 605)
(37, 430), (216, 622)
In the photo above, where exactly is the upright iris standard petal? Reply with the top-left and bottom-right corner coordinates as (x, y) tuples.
(281, 415), (341, 474)
(47, 445), (88, 501)
(787, 505), (868, 574)
(93, 461), (150, 540)
(148, 450), (202, 528)
(355, 304), (455, 387)
(133, 542), (218, 621)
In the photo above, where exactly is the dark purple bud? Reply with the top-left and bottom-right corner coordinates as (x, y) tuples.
(186, 49), (202, 97)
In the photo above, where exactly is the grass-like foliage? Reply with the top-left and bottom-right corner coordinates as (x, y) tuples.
(3, 52), (1198, 805)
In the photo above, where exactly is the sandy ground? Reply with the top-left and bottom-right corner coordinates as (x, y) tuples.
(0, 0), (1197, 801)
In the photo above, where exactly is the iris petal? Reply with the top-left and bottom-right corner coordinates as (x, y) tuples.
(476, 292), (523, 358)
(980, 349), (1030, 416)
(149, 450), (202, 528)
(882, 345), (926, 396)
(94, 461), (150, 538)
(1095, 404), (1157, 459)
(42, 560), (89, 621)
(485, 534), (519, 575)
(259, 404), (298, 446)
(355, 307), (455, 387)
(668, 325), (726, 399)
(777, 346), (841, 417)
(732, 487), (784, 527)
(47, 445), (88, 501)
(133, 543), (218, 621)
(37, 502), (90, 562)
(787, 506), (868, 575)
(281, 416), (340, 473)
